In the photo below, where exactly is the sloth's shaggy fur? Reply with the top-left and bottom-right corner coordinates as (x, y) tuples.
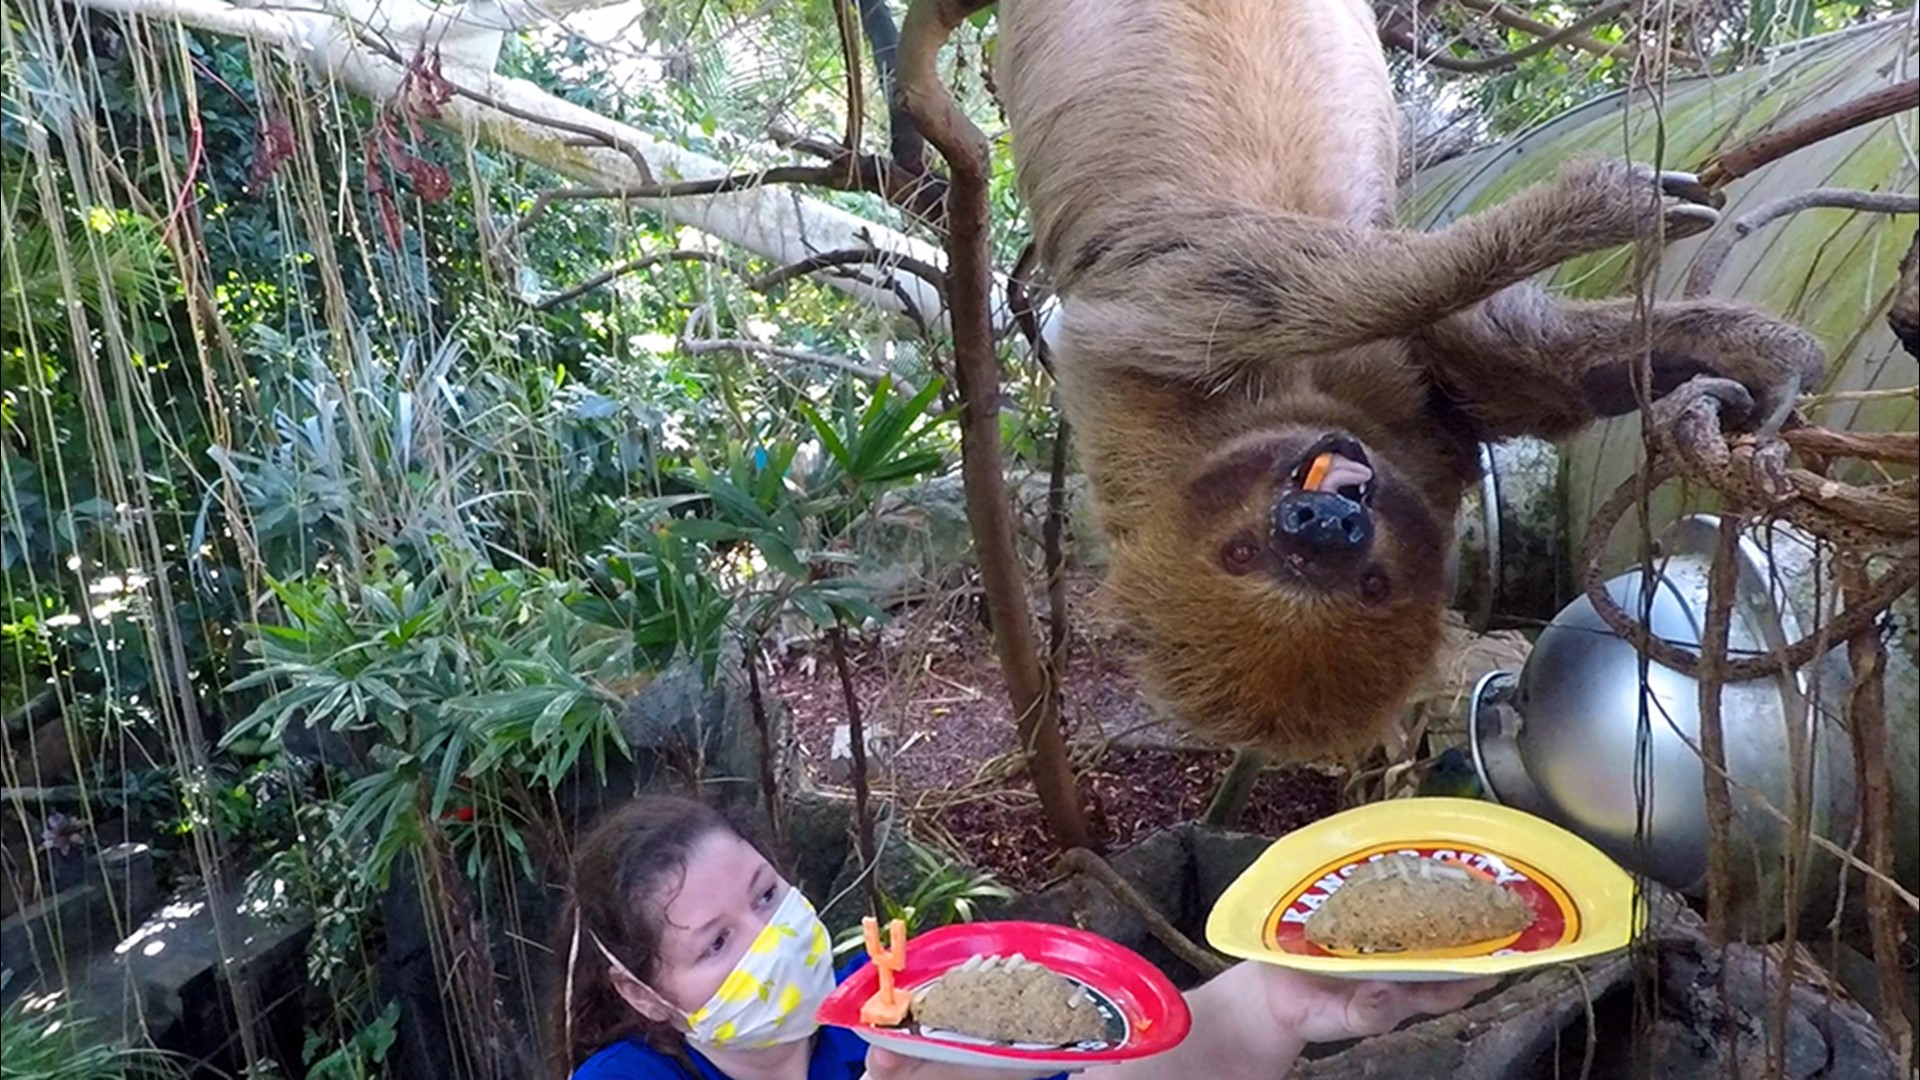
(994, 0), (1826, 755)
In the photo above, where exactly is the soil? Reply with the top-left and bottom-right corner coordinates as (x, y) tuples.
(769, 571), (1345, 890)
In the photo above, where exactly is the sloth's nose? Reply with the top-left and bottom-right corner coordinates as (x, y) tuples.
(1273, 489), (1374, 554)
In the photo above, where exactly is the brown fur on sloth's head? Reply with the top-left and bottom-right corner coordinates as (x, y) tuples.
(1100, 423), (1452, 756)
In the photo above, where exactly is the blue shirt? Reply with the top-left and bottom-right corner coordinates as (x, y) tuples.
(573, 956), (1068, 1080)
(571, 1019), (870, 1080)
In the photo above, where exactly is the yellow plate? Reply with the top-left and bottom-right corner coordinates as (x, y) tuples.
(1204, 798), (1643, 981)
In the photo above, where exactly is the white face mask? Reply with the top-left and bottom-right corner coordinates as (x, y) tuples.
(601, 885), (837, 1050)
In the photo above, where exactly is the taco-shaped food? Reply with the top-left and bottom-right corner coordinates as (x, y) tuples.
(1305, 853), (1534, 953)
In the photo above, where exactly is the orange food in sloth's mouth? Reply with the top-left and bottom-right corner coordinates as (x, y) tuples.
(1300, 451), (1374, 497)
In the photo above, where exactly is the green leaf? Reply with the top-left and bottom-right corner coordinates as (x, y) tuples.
(798, 400), (851, 469)
(430, 727), (468, 819)
(531, 689), (575, 744)
(789, 589), (834, 628)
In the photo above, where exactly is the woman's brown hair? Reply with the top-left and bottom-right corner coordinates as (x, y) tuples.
(545, 795), (773, 1077)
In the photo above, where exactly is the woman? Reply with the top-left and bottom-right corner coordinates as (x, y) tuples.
(550, 796), (1490, 1080)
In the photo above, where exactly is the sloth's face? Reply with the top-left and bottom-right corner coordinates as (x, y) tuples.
(1182, 427), (1448, 609)
(1095, 424), (1453, 753)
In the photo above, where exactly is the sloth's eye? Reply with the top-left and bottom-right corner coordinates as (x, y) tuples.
(1221, 535), (1260, 574)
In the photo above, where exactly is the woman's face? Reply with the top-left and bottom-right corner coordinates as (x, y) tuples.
(644, 828), (791, 1013)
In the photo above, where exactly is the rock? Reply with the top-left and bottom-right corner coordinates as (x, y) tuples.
(1647, 934), (1898, 1080)
(818, 811), (926, 931)
(780, 787), (855, 904)
(1106, 828), (1198, 927)
(58, 883), (312, 1075)
(1002, 827), (1212, 987)
(553, 644), (792, 844)
(854, 474), (976, 605)
(0, 842), (158, 1009)
(277, 709), (367, 771)
(378, 850), (533, 1080)
(1187, 825), (1276, 916)
(1003, 870), (1196, 984)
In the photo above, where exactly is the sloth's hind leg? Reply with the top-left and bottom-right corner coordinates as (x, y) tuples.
(1415, 289), (1825, 441)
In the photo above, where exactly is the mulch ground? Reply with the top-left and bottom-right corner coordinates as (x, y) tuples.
(769, 572), (1345, 891)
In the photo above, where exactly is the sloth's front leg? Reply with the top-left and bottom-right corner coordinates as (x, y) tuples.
(1056, 160), (1725, 386)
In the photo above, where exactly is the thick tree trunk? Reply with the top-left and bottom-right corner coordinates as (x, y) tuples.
(899, 0), (1094, 853)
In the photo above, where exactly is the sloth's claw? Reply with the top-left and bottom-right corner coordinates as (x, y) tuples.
(1605, 162), (1723, 240)
(1663, 202), (1721, 238)
(1657, 170), (1722, 209)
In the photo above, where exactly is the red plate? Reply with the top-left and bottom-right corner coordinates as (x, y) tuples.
(816, 921), (1192, 1070)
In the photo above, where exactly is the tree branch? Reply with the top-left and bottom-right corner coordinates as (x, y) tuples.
(854, 0), (944, 220)
(1581, 454), (1919, 684)
(900, 0), (1094, 852)
(1698, 77), (1920, 189)
(529, 249), (745, 310)
(831, 623), (884, 920)
(69, 0), (954, 322)
(72, 0), (292, 42)
(1456, 0), (1639, 60)
(746, 247), (947, 300)
(1007, 243), (1073, 688)
(1005, 241), (1051, 372)
(492, 165), (868, 256)
(1842, 565), (1919, 1066)
(1781, 426), (1920, 467)
(680, 339), (896, 385)
(1693, 516), (1740, 950)
(353, 30), (656, 183)
(1684, 188), (1919, 298)
(1381, 0), (1631, 74)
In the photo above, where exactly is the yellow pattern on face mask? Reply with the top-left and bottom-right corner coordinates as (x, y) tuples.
(806, 924), (829, 966)
(711, 1020), (737, 1045)
(748, 921), (797, 955)
(773, 983), (804, 1017)
(714, 969), (767, 1005)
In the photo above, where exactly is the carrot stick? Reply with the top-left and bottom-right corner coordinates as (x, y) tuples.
(1303, 452), (1333, 492)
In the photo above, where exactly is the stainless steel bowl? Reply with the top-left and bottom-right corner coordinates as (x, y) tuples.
(1468, 515), (1856, 920)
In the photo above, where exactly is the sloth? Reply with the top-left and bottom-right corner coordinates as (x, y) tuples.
(993, 0), (1828, 755)
(1893, 232), (1918, 358)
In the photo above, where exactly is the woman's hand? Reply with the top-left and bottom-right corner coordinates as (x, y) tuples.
(863, 1046), (1065, 1080)
(1258, 966), (1498, 1045)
